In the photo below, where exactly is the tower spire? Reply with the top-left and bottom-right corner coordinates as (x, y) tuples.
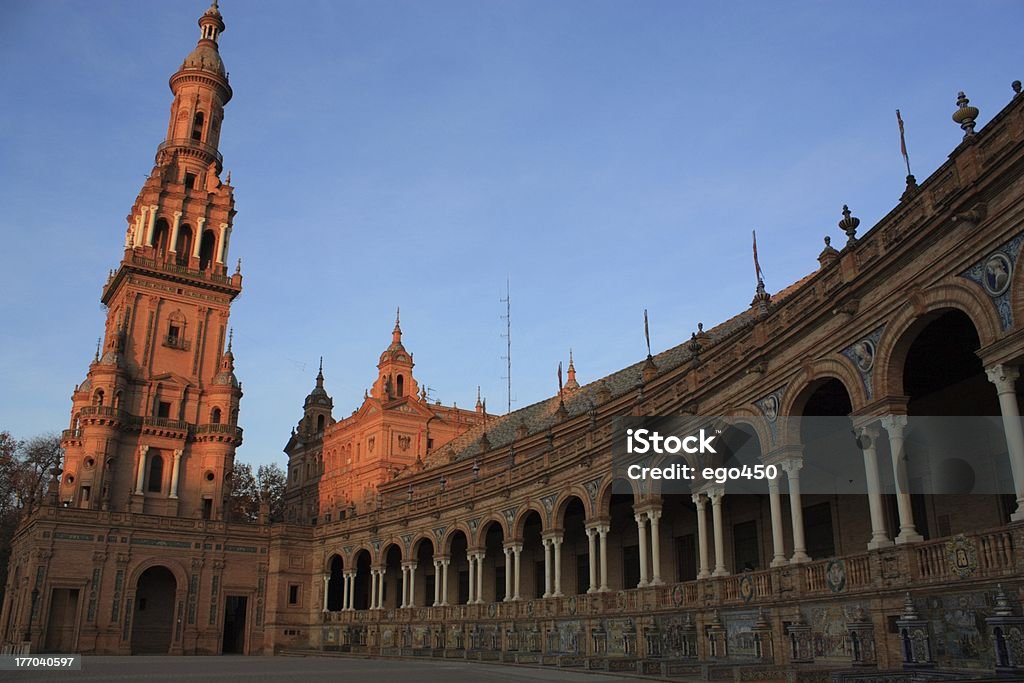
(393, 307), (402, 344)
(565, 349), (579, 391)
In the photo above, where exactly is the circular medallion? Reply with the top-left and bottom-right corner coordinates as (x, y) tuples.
(739, 575), (754, 603)
(825, 558), (846, 593)
(762, 395), (779, 422)
(983, 252), (1012, 296)
(852, 339), (875, 373)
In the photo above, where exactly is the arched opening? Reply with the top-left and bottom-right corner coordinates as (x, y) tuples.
(211, 407), (222, 424)
(480, 521), (505, 602)
(175, 225), (193, 266)
(900, 310), (1011, 530)
(113, 390), (122, 409)
(147, 452), (164, 493)
(797, 378), (856, 559)
(151, 218), (170, 255)
(130, 566), (177, 654)
(447, 530), (470, 605)
(198, 230), (217, 270)
(192, 111), (205, 141)
(93, 389), (104, 406)
(327, 555), (344, 611)
(608, 480), (639, 590)
(382, 545), (402, 609)
(415, 539), (435, 607)
(352, 550), (371, 610)
(316, 415), (325, 432)
(519, 511), (545, 598)
(559, 497), (589, 595)
(396, 374), (405, 398)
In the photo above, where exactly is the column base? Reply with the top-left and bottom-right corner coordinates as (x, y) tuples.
(649, 578), (664, 586)
(790, 551), (811, 564)
(586, 588), (598, 594)
(697, 571), (710, 580)
(552, 592), (564, 598)
(770, 556), (788, 567)
(867, 537), (893, 550)
(711, 568), (729, 577)
(1010, 508), (1024, 522)
(895, 531), (924, 544)
(598, 587), (610, 593)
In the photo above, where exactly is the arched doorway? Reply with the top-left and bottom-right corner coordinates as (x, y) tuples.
(352, 550), (371, 610)
(198, 230), (217, 270)
(130, 566), (176, 655)
(480, 521), (505, 602)
(414, 538), (436, 607)
(608, 480), (639, 590)
(327, 555), (344, 611)
(382, 545), (402, 609)
(518, 511), (545, 598)
(558, 497), (588, 595)
(447, 530), (470, 605)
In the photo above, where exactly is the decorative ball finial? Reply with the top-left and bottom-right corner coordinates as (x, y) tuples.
(839, 205), (860, 246)
(952, 91), (980, 139)
(235, 257), (241, 275)
(1013, 80), (1022, 96)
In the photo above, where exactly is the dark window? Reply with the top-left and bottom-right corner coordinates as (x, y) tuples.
(288, 585), (299, 605)
(147, 453), (164, 493)
(198, 229), (216, 270)
(458, 570), (470, 605)
(576, 552), (589, 595)
(622, 545), (640, 589)
(157, 402), (171, 418)
(211, 407), (222, 424)
(184, 172), (197, 189)
(192, 112), (204, 141)
(733, 520), (760, 572)
(396, 374), (405, 397)
(202, 498), (213, 520)
(534, 560), (545, 598)
(317, 415), (325, 432)
(803, 502), (835, 559)
(495, 566), (506, 602)
(675, 534), (697, 582)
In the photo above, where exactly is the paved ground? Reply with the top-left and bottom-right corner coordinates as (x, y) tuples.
(5, 655), (646, 682)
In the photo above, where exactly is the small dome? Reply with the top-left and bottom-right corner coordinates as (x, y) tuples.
(182, 44), (225, 77)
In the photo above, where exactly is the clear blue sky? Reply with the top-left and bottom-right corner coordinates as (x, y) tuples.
(1, 1), (1021, 467)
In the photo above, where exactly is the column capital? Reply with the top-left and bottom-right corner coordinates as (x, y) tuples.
(541, 530), (564, 542)
(854, 424), (881, 443)
(401, 560), (418, 570)
(584, 526), (597, 539)
(172, 449), (183, 460)
(779, 457), (803, 475)
(634, 511), (648, 524)
(691, 492), (706, 507)
(173, 210), (183, 218)
(509, 542), (524, 553)
(138, 444), (149, 456)
(987, 364), (1021, 393)
(707, 487), (725, 504)
(879, 414), (908, 434)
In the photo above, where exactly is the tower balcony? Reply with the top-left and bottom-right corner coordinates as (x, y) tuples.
(102, 250), (242, 303)
(155, 137), (223, 170)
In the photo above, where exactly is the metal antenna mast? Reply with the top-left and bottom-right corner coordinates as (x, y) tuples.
(500, 278), (513, 414)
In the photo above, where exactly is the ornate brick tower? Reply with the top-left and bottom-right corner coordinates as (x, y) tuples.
(61, 0), (243, 521)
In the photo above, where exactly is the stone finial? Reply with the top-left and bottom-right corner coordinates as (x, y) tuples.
(235, 257), (241, 274)
(641, 354), (658, 382)
(901, 174), (918, 201)
(751, 279), (771, 316)
(901, 592), (919, 619)
(1013, 80), (1022, 96)
(818, 235), (840, 268)
(94, 337), (101, 362)
(839, 205), (860, 246)
(952, 91), (979, 139)
(688, 331), (702, 359)
(994, 584), (1014, 617)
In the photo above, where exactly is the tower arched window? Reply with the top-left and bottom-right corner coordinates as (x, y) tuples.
(175, 224), (193, 266)
(147, 452), (164, 493)
(211, 407), (222, 424)
(396, 374), (405, 398)
(317, 415), (325, 432)
(192, 112), (205, 141)
(152, 218), (170, 255)
(93, 389), (104, 406)
(198, 229), (217, 270)
(113, 390), (122, 409)
(230, 408), (238, 425)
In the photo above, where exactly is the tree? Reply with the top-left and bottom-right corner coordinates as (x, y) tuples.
(226, 460), (286, 524)
(0, 432), (63, 609)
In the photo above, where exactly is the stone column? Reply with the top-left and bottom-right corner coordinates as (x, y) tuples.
(692, 493), (711, 579)
(369, 569), (378, 609)
(585, 527), (598, 593)
(709, 489), (728, 576)
(858, 425), (892, 549)
(597, 525), (609, 591)
(440, 558), (450, 606)
(987, 364), (1024, 521)
(467, 553), (476, 604)
(144, 204), (158, 246)
(343, 571), (352, 610)
(475, 552), (485, 604)
(542, 538), (553, 598)
(782, 459), (811, 562)
(408, 562), (417, 608)
(635, 512), (649, 587)
(169, 449), (183, 499)
(400, 565), (409, 608)
(134, 208), (146, 247)
(217, 223), (230, 263)
(648, 509), (663, 585)
(767, 476), (788, 566)
(503, 545), (513, 601)
(879, 415), (923, 543)
(169, 211), (182, 254)
(134, 445), (148, 494)
(512, 544), (522, 600)
(432, 560), (442, 607)
(379, 569), (387, 609)
(192, 217), (206, 259)
(551, 536), (564, 597)
(322, 575), (329, 612)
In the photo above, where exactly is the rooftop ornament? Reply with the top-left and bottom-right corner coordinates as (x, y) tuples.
(952, 91), (979, 139)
